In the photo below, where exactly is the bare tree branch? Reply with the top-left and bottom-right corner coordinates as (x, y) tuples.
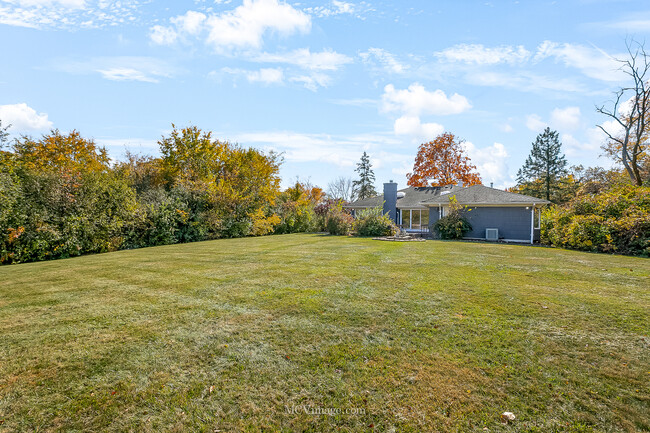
(327, 176), (355, 202)
(597, 39), (650, 185)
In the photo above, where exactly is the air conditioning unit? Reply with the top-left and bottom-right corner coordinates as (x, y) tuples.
(486, 228), (499, 241)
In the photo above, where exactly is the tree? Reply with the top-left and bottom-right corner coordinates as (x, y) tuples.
(597, 40), (649, 186)
(406, 132), (482, 187)
(157, 125), (282, 238)
(516, 127), (568, 202)
(0, 120), (9, 149)
(159, 124), (223, 183)
(352, 152), (377, 199)
(327, 176), (354, 202)
(12, 129), (110, 173)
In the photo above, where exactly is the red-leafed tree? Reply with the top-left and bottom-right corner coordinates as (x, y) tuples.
(406, 132), (482, 187)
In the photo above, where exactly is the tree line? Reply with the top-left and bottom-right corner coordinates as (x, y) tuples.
(0, 125), (289, 264)
(2, 40), (649, 261)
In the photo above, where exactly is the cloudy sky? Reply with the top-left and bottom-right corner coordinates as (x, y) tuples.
(1, 0), (648, 188)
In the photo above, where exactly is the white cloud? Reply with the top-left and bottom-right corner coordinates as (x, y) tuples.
(382, 83), (471, 116)
(564, 120), (621, 158)
(233, 130), (403, 168)
(147, 5), (351, 90)
(360, 47), (409, 74)
(436, 44), (530, 65)
(526, 106), (583, 136)
(393, 115), (444, 140)
(151, 0), (311, 51)
(221, 49), (348, 89)
(253, 48), (352, 71)
(525, 114), (547, 132)
(328, 98), (377, 107)
(462, 141), (512, 188)
(304, 1), (371, 19)
(596, 118), (623, 140)
(11, 0), (85, 7)
(97, 68), (159, 83)
(54, 56), (176, 83)
(0, 0), (144, 29)
(290, 73), (332, 91)
(221, 67), (284, 84)
(605, 18), (650, 32)
(0, 103), (53, 131)
(171, 10), (206, 35)
(331, 0), (354, 14)
(149, 25), (178, 45)
(246, 68), (284, 84)
(550, 106), (581, 130)
(249, 48), (351, 90)
(467, 70), (588, 94)
(561, 128), (608, 157)
(534, 41), (624, 82)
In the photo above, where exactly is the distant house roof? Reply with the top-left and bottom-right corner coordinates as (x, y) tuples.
(421, 185), (551, 206)
(345, 184), (550, 209)
(345, 185), (460, 209)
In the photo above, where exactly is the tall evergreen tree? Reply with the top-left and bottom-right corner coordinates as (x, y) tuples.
(352, 152), (377, 199)
(516, 127), (568, 201)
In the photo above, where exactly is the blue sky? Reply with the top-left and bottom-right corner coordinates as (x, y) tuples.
(1, 0), (649, 189)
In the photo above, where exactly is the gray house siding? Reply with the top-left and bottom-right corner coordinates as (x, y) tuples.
(428, 207), (441, 229)
(462, 206), (532, 241)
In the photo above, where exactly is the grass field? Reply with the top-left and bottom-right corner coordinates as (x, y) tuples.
(0, 234), (648, 432)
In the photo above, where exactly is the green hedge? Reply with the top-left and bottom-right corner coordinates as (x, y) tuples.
(541, 185), (650, 256)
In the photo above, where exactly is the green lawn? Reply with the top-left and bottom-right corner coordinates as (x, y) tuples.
(0, 234), (648, 432)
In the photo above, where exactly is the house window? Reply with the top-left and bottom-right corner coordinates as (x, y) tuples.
(421, 209), (429, 227)
(402, 209), (411, 228)
(534, 207), (541, 229)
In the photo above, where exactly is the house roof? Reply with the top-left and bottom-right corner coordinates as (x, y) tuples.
(421, 185), (551, 206)
(345, 185), (459, 209)
(345, 184), (551, 209)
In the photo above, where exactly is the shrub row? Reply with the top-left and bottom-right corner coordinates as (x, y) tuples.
(325, 206), (397, 237)
(541, 185), (650, 256)
(0, 127), (283, 264)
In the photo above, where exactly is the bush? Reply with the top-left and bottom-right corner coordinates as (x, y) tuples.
(541, 184), (650, 256)
(326, 208), (353, 235)
(1, 169), (137, 264)
(433, 214), (472, 239)
(433, 197), (472, 239)
(354, 207), (397, 237)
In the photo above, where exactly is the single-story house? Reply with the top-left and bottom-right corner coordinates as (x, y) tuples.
(345, 181), (550, 243)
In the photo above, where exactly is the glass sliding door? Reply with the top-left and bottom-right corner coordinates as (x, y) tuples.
(412, 209), (421, 229)
(421, 209), (429, 230)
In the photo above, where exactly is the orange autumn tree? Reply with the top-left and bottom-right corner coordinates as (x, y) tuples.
(406, 132), (482, 187)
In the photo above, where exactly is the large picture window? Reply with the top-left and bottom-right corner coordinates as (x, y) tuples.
(400, 209), (429, 231)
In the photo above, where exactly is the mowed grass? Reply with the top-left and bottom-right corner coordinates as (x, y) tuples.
(0, 235), (648, 432)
